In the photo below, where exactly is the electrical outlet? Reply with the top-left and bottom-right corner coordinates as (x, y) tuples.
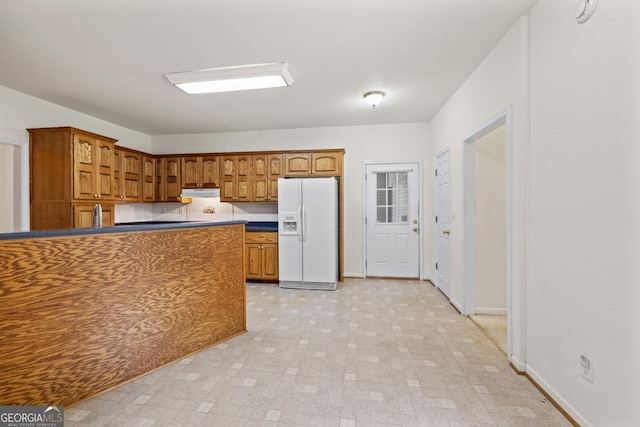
(179, 207), (184, 215)
(579, 354), (593, 383)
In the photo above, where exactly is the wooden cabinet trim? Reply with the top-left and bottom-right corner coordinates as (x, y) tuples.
(28, 127), (118, 145)
(245, 231), (278, 244)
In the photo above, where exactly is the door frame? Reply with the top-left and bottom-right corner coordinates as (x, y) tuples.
(362, 160), (424, 279)
(433, 148), (452, 297)
(0, 135), (29, 231)
(462, 105), (515, 359)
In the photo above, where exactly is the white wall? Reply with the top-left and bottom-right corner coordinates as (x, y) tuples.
(0, 84), (153, 231)
(152, 123), (431, 278)
(474, 125), (507, 314)
(430, 1), (640, 424)
(527, 1), (640, 425)
(0, 85), (151, 151)
(429, 17), (529, 366)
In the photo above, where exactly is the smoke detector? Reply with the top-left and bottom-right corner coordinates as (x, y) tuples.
(575, 0), (597, 24)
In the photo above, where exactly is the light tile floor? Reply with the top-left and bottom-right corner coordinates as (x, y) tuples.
(66, 279), (571, 426)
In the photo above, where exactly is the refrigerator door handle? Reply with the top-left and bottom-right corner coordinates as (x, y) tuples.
(302, 206), (307, 242)
(298, 205), (303, 242)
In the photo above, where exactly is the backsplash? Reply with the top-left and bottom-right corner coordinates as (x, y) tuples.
(231, 202), (279, 221)
(114, 204), (153, 223)
(115, 197), (277, 223)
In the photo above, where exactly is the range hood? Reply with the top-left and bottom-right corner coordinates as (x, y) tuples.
(180, 188), (220, 198)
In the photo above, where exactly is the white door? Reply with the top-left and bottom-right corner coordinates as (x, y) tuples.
(435, 150), (451, 297)
(365, 163), (420, 278)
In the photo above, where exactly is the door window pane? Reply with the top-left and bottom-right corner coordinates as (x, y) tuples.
(375, 171), (409, 223)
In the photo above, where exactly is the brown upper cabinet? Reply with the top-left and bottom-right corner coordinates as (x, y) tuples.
(72, 132), (116, 201)
(28, 131), (345, 230)
(284, 151), (343, 177)
(220, 155), (251, 202)
(114, 148), (143, 202)
(114, 149), (121, 200)
(182, 155), (219, 189)
(252, 154), (283, 202)
(28, 127), (118, 230)
(141, 155), (155, 202)
(155, 157), (182, 202)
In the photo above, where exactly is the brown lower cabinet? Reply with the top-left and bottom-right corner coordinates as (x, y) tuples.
(245, 231), (278, 281)
(73, 203), (115, 228)
(29, 202), (114, 230)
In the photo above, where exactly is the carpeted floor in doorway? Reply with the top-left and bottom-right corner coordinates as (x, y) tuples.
(469, 314), (507, 356)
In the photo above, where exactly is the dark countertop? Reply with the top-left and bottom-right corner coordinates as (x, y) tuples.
(245, 221), (278, 232)
(115, 221), (277, 231)
(0, 220), (248, 241)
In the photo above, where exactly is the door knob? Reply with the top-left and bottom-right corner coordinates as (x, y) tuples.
(412, 227), (419, 232)
(413, 219), (418, 224)
(443, 230), (450, 235)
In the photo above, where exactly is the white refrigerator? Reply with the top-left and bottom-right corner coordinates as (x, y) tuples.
(278, 177), (338, 290)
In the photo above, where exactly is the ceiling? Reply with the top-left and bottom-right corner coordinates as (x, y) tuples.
(0, 0), (539, 136)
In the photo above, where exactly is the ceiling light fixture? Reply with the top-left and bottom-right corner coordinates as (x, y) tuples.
(165, 62), (295, 94)
(363, 91), (385, 109)
(575, 0), (597, 24)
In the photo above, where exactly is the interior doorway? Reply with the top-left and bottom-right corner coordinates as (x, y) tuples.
(474, 126), (507, 315)
(0, 138), (28, 233)
(469, 124), (507, 354)
(0, 142), (26, 233)
(462, 108), (513, 358)
(364, 162), (421, 278)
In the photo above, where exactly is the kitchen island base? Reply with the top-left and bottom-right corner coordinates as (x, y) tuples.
(0, 223), (246, 407)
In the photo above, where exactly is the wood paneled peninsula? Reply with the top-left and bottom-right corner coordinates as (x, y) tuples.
(0, 221), (246, 407)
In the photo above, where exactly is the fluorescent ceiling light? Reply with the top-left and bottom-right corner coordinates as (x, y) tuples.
(165, 63), (295, 94)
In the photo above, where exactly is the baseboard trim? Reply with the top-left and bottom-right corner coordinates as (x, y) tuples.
(509, 354), (526, 372)
(343, 273), (364, 278)
(509, 363), (585, 427)
(475, 307), (507, 315)
(345, 275), (437, 282)
(449, 298), (463, 314)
